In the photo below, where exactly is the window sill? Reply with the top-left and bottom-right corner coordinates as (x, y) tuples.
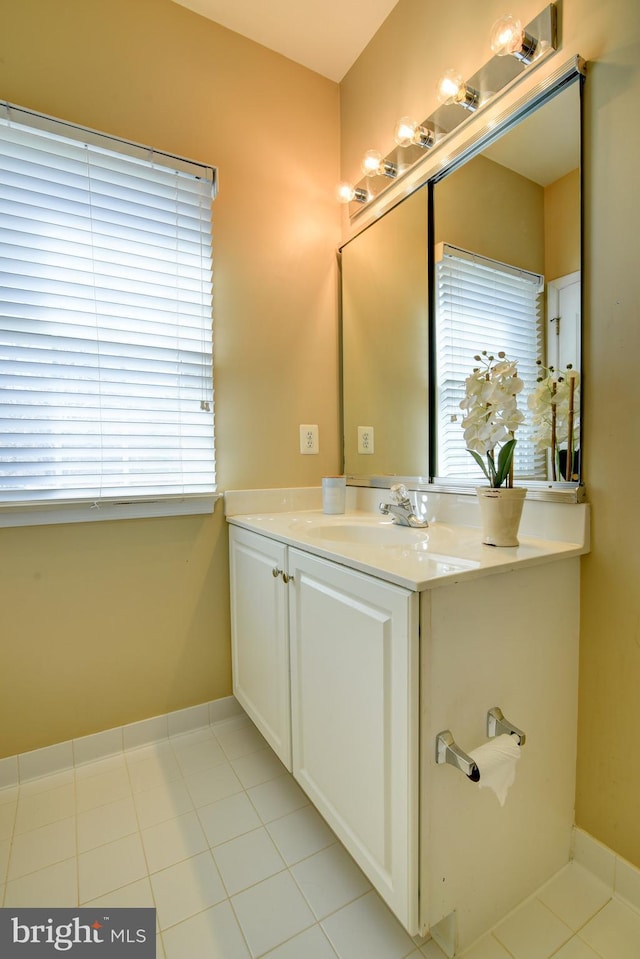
(0, 495), (222, 529)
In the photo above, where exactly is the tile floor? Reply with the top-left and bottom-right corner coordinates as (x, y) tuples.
(1, 713), (639, 958)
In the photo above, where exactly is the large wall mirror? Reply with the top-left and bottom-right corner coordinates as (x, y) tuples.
(340, 66), (583, 499)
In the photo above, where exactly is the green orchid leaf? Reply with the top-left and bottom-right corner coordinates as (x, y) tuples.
(495, 438), (517, 487)
(466, 449), (490, 482)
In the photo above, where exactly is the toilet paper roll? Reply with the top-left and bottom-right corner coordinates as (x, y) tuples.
(469, 733), (521, 806)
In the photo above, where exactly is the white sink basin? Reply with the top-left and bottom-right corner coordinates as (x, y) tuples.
(305, 523), (429, 547)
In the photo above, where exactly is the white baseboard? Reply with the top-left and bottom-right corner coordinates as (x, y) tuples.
(0, 696), (243, 789)
(572, 826), (640, 913)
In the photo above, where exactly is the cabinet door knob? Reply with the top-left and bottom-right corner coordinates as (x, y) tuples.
(272, 567), (283, 578)
(282, 572), (294, 584)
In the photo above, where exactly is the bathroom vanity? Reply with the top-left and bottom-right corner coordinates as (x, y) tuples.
(226, 486), (589, 956)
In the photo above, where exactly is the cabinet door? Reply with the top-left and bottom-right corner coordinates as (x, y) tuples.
(288, 548), (419, 933)
(229, 526), (291, 769)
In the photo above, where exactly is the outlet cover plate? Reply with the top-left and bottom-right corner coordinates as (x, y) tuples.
(300, 424), (319, 454)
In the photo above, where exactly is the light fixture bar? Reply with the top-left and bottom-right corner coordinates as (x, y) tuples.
(344, 3), (557, 217)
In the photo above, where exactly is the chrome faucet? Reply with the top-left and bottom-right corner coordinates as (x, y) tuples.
(379, 484), (429, 528)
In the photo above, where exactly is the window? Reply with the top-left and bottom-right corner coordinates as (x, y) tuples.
(0, 103), (216, 524)
(434, 243), (544, 481)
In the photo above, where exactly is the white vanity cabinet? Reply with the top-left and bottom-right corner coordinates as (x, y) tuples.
(288, 546), (420, 932)
(229, 526), (291, 768)
(229, 525), (420, 931)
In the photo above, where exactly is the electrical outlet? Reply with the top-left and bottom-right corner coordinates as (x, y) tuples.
(358, 426), (374, 454)
(300, 424), (319, 454)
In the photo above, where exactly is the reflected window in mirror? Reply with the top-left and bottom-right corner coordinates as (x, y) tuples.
(430, 80), (582, 489)
(434, 243), (544, 481)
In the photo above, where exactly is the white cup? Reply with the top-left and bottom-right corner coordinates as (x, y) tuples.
(322, 476), (346, 514)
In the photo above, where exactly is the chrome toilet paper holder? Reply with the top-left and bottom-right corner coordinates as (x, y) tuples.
(435, 706), (526, 781)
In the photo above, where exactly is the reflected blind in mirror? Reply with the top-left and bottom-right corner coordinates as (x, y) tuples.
(0, 105), (216, 509)
(435, 243), (544, 481)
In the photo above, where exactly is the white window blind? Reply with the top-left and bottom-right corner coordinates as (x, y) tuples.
(435, 243), (544, 481)
(0, 103), (217, 513)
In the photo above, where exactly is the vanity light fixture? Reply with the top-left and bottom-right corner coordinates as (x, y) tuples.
(435, 69), (480, 111)
(338, 4), (557, 217)
(336, 182), (369, 204)
(490, 15), (539, 64)
(394, 116), (436, 149)
(361, 149), (398, 178)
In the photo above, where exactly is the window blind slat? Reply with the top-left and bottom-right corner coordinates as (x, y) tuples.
(0, 108), (216, 507)
(435, 245), (544, 481)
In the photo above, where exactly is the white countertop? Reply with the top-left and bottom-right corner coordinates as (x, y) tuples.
(225, 491), (589, 591)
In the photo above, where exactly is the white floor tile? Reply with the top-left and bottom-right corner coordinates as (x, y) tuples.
(83, 876), (156, 911)
(133, 778), (194, 830)
(126, 751), (182, 793)
(459, 933), (513, 958)
(493, 897), (574, 959)
(74, 754), (127, 781)
(197, 791), (262, 847)
(78, 833), (147, 902)
(553, 939), (602, 958)
(151, 851), (226, 930)
(161, 901), (250, 959)
(184, 762), (244, 808)
(0, 838), (9, 884)
(213, 826), (285, 895)
(214, 721), (268, 760)
(247, 774), (309, 823)
(321, 890), (416, 959)
(7, 817), (76, 881)
(0, 785), (19, 806)
(579, 898), (640, 959)
(537, 861), (612, 931)
(0, 800), (17, 840)
(262, 924), (339, 959)
(4, 857), (78, 907)
(266, 805), (336, 865)
(76, 766), (132, 813)
(18, 769), (74, 796)
(142, 811), (208, 874)
(421, 939), (448, 958)
(14, 782), (76, 834)
(77, 796), (139, 853)
(231, 748), (288, 788)
(231, 871), (316, 956)
(290, 843), (371, 920)
(171, 735), (227, 776)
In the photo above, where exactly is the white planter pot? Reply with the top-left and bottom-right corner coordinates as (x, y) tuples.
(476, 487), (527, 547)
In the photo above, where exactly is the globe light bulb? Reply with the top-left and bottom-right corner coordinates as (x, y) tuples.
(361, 149), (383, 177)
(336, 182), (356, 203)
(490, 15), (539, 64)
(394, 117), (416, 147)
(394, 117), (435, 149)
(335, 182), (368, 205)
(436, 70), (479, 111)
(436, 69), (465, 105)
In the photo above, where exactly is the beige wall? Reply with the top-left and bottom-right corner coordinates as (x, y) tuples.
(341, 0), (640, 867)
(0, 0), (341, 756)
(545, 168), (581, 280)
(434, 154), (545, 274)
